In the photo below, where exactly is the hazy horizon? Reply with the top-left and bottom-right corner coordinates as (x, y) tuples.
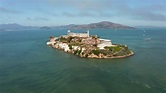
(0, 0), (166, 27)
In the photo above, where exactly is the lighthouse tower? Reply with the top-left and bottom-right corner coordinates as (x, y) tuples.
(87, 29), (89, 37)
(67, 30), (70, 35)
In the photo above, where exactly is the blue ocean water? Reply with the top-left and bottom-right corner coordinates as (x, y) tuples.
(0, 28), (166, 93)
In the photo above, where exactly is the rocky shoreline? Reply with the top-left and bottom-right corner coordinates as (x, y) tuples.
(109, 51), (134, 59)
(51, 45), (134, 59)
(47, 30), (134, 59)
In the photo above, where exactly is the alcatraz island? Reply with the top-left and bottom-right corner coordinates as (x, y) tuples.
(47, 30), (134, 58)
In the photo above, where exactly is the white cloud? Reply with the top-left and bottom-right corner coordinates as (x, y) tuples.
(46, 0), (166, 21)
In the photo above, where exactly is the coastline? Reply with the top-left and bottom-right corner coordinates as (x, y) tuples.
(109, 50), (134, 59)
(47, 30), (134, 59)
(50, 44), (134, 59)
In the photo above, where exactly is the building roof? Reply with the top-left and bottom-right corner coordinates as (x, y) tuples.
(99, 38), (111, 42)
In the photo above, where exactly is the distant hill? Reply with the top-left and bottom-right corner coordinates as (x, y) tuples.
(0, 21), (135, 31)
(40, 26), (52, 30)
(56, 21), (135, 29)
(0, 23), (37, 31)
(54, 24), (77, 29)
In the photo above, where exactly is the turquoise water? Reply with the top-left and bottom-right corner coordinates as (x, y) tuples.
(0, 29), (166, 93)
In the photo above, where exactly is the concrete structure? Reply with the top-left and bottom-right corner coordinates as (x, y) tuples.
(82, 37), (100, 45)
(99, 39), (112, 44)
(46, 42), (55, 46)
(58, 43), (70, 52)
(46, 37), (57, 45)
(72, 46), (81, 51)
(67, 30), (89, 37)
(97, 39), (114, 49)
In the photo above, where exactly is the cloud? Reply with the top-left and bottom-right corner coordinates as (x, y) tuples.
(2, 0), (166, 21)
(47, 0), (111, 12)
(62, 12), (96, 17)
(46, 0), (166, 21)
(138, 4), (166, 21)
(1, 0), (166, 26)
(78, 12), (95, 17)
(62, 12), (75, 17)
(0, 7), (20, 13)
(134, 10), (166, 21)
(61, 11), (115, 18)
(112, 3), (166, 21)
(27, 17), (49, 21)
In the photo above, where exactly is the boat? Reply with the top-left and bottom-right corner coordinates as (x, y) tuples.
(145, 38), (151, 41)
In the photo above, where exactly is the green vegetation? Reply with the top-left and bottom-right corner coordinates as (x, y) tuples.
(104, 46), (121, 52)
(58, 37), (68, 43)
(92, 35), (98, 39)
(68, 44), (72, 49)
(85, 54), (88, 58)
(91, 49), (112, 56)
(113, 50), (130, 56)
(78, 49), (82, 55)
(91, 50), (101, 55)
(67, 36), (73, 42)
(74, 49), (82, 55)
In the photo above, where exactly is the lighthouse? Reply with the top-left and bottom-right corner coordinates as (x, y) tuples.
(67, 30), (70, 35)
(87, 29), (89, 37)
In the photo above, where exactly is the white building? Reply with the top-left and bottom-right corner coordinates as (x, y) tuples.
(46, 37), (57, 45)
(58, 43), (70, 52)
(72, 46), (81, 51)
(97, 39), (114, 49)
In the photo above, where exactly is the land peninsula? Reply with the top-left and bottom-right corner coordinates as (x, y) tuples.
(47, 30), (134, 58)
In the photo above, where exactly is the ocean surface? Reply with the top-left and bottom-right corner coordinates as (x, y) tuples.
(0, 28), (166, 93)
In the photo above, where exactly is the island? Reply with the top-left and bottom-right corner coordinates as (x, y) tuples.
(46, 30), (134, 58)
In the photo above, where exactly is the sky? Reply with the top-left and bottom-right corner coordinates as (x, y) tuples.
(0, 0), (166, 27)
